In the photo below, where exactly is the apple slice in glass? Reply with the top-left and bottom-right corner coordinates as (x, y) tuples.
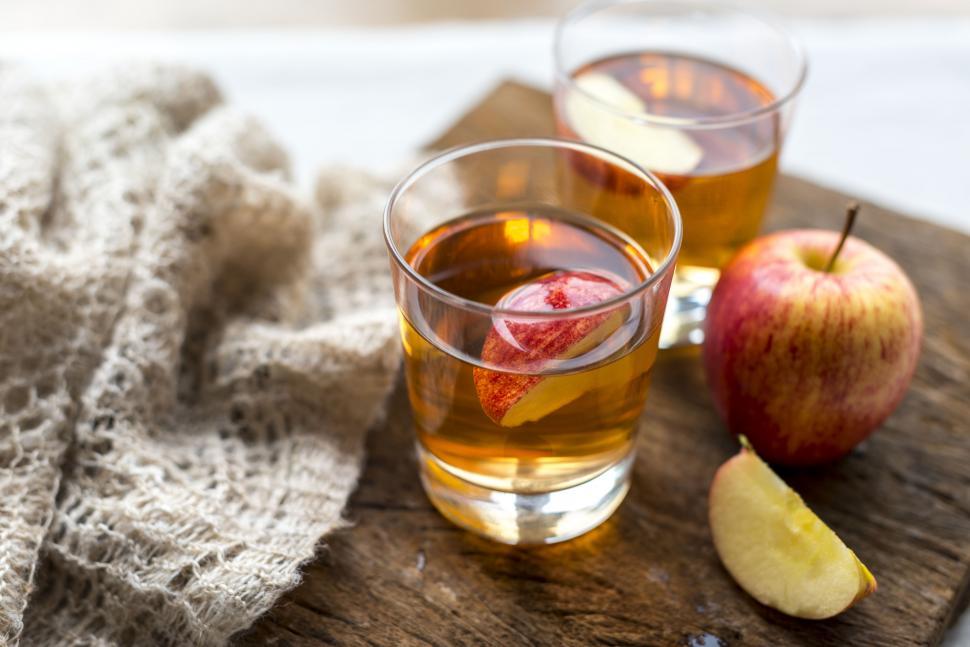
(565, 72), (703, 177)
(473, 270), (631, 427)
(709, 438), (877, 619)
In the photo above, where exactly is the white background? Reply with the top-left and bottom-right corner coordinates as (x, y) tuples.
(2, 21), (968, 235)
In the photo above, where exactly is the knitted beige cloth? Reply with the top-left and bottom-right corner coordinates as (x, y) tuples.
(0, 64), (402, 645)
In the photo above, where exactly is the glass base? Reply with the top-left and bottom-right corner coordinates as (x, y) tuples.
(418, 445), (633, 545)
(659, 265), (719, 349)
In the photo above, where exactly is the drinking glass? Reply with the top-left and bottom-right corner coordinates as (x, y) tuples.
(384, 138), (681, 544)
(554, 0), (806, 348)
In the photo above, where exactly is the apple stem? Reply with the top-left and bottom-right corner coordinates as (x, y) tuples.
(823, 201), (861, 273)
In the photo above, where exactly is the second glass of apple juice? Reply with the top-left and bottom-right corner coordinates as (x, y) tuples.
(554, 0), (806, 348)
(385, 139), (681, 544)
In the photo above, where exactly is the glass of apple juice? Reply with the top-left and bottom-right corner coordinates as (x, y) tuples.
(384, 139), (681, 544)
(554, 0), (806, 348)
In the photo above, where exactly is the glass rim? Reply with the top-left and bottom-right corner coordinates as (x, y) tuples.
(383, 137), (683, 320)
(553, 0), (808, 130)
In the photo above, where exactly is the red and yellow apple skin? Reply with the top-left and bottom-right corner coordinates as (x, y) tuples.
(474, 270), (628, 427)
(703, 230), (923, 465)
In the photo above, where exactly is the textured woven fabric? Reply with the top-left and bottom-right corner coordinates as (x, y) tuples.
(0, 64), (401, 645)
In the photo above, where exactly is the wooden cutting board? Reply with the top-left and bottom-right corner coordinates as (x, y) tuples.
(240, 82), (970, 647)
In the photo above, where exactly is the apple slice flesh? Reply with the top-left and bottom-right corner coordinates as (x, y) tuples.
(474, 270), (630, 427)
(709, 440), (877, 619)
(565, 72), (703, 176)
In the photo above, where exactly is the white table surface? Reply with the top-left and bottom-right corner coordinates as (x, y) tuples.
(2, 20), (969, 644)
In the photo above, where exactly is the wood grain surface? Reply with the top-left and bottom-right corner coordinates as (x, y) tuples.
(239, 82), (970, 646)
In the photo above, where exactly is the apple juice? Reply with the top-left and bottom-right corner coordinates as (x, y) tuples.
(400, 206), (659, 495)
(555, 51), (779, 281)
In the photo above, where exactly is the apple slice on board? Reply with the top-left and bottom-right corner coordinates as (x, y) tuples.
(473, 270), (630, 427)
(565, 72), (703, 176)
(709, 439), (877, 619)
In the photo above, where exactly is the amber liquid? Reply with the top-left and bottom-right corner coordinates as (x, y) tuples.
(556, 51), (780, 274)
(401, 207), (660, 494)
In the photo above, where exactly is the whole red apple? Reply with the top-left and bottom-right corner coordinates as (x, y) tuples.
(703, 211), (923, 465)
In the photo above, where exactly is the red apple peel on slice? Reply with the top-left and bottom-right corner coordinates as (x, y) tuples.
(473, 270), (631, 427)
